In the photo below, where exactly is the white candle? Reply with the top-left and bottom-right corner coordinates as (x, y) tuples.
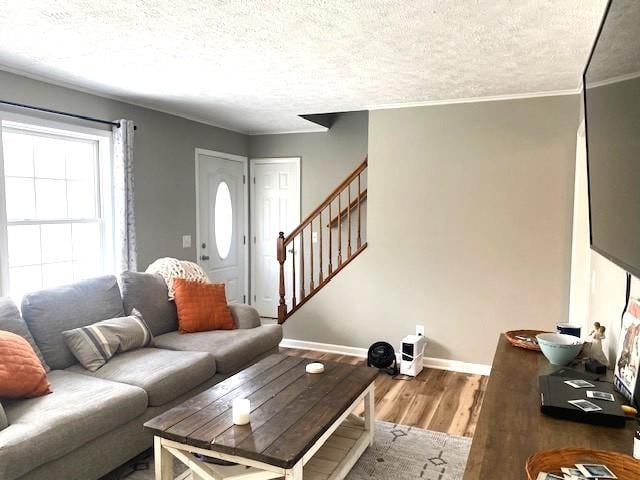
(232, 398), (250, 425)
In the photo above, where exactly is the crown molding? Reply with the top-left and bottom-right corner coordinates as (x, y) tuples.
(1, 63), (585, 135)
(0, 64), (250, 135)
(365, 88), (582, 111)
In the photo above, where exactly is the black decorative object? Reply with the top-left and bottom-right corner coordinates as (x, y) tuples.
(367, 341), (399, 376)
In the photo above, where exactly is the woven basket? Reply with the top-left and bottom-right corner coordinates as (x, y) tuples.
(526, 448), (640, 479)
(505, 330), (549, 351)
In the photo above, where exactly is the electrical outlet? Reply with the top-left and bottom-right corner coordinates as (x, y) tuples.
(182, 235), (192, 249)
(416, 325), (425, 336)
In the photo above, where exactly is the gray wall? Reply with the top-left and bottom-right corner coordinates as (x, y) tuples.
(283, 95), (581, 365)
(0, 70), (248, 269)
(248, 111), (368, 217)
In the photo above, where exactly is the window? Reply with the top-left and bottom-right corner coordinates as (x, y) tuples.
(214, 180), (233, 259)
(0, 118), (113, 301)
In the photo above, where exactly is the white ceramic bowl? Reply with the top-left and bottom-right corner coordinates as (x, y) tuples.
(536, 333), (583, 366)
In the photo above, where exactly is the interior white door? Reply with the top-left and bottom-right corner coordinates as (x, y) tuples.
(197, 152), (247, 304)
(251, 159), (300, 317)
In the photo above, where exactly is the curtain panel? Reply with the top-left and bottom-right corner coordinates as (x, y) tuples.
(112, 119), (137, 272)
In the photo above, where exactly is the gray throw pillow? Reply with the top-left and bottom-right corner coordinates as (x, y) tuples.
(62, 310), (154, 372)
(0, 401), (7, 431)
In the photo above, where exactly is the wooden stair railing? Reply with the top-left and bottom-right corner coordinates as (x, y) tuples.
(277, 157), (368, 323)
(328, 189), (367, 228)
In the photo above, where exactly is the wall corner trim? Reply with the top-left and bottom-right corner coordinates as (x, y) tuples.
(279, 338), (492, 376)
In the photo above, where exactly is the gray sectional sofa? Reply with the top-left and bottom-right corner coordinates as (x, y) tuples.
(0, 272), (283, 480)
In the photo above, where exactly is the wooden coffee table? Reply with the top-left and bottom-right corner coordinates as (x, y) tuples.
(145, 353), (378, 480)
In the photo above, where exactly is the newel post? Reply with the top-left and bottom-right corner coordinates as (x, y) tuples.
(277, 232), (287, 323)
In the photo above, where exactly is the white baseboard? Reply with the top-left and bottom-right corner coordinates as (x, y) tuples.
(281, 338), (370, 358)
(421, 356), (492, 376)
(279, 338), (491, 376)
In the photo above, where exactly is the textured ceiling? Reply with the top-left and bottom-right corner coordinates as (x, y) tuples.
(0, 1), (607, 134)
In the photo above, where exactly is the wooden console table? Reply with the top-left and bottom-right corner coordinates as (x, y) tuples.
(463, 335), (636, 479)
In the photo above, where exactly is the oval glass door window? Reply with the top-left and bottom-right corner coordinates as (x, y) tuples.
(214, 181), (233, 259)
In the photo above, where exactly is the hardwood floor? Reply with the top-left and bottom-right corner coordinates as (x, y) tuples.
(280, 347), (489, 438)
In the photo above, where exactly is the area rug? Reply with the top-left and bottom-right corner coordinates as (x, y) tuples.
(115, 421), (471, 480)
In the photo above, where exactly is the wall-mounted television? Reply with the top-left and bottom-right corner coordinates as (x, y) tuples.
(584, 0), (640, 279)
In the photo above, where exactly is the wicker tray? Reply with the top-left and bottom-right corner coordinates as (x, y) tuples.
(505, 330), (549, 351)
(526, 448), (640, 480)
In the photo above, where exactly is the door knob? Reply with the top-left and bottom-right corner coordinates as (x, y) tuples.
(200, 255), (210, 261)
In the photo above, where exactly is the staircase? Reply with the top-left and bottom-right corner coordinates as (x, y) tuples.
(277, 157), (368, 323)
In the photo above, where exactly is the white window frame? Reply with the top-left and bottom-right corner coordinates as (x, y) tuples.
(0, 111), (114, 297)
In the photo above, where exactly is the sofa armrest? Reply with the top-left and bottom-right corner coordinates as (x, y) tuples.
(0, 401), (8, 431)
(229, 304), (261, 329)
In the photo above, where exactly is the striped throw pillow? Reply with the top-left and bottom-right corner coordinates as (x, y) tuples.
(62, 310), (153, 372)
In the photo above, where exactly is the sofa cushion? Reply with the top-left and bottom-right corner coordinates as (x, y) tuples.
(0, 370), (147, 480)
(0, 297), (49, 371)
(229, 304), (261, 329)
(21, 276), (124, 370)
(62, 310), (154, 372)
(120, 271), (178, 336)
(0, 331), (51, 398)
(66, 347), (215, 406)
(153, 324), (283, 374)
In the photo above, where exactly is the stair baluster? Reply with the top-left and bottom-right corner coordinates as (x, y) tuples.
(319, 210), (324, 284)
(291, 239), (297, 309)
(309, 220), (315, 292)
(347, 184), (352, 258)
(277, 232), (287, 320)
(300, 229), (305, 301)
(357, 174), (362, 249)
(338, 191), (343, 267)
(328, 201), (333, 275)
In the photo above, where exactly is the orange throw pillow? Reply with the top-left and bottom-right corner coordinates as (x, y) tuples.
(0, 330), (51, 398)
(173, 279), (236, 333)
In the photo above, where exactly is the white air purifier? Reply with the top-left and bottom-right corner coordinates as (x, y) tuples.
(400, 334), (426, 376)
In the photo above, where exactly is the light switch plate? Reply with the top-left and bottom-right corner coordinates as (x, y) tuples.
(312, 231), (318, 243)
(182, 235), (192, 249)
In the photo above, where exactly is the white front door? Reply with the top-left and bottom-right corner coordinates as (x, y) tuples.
(251, 158), (300, 317)
(197, 150), (247, 304)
